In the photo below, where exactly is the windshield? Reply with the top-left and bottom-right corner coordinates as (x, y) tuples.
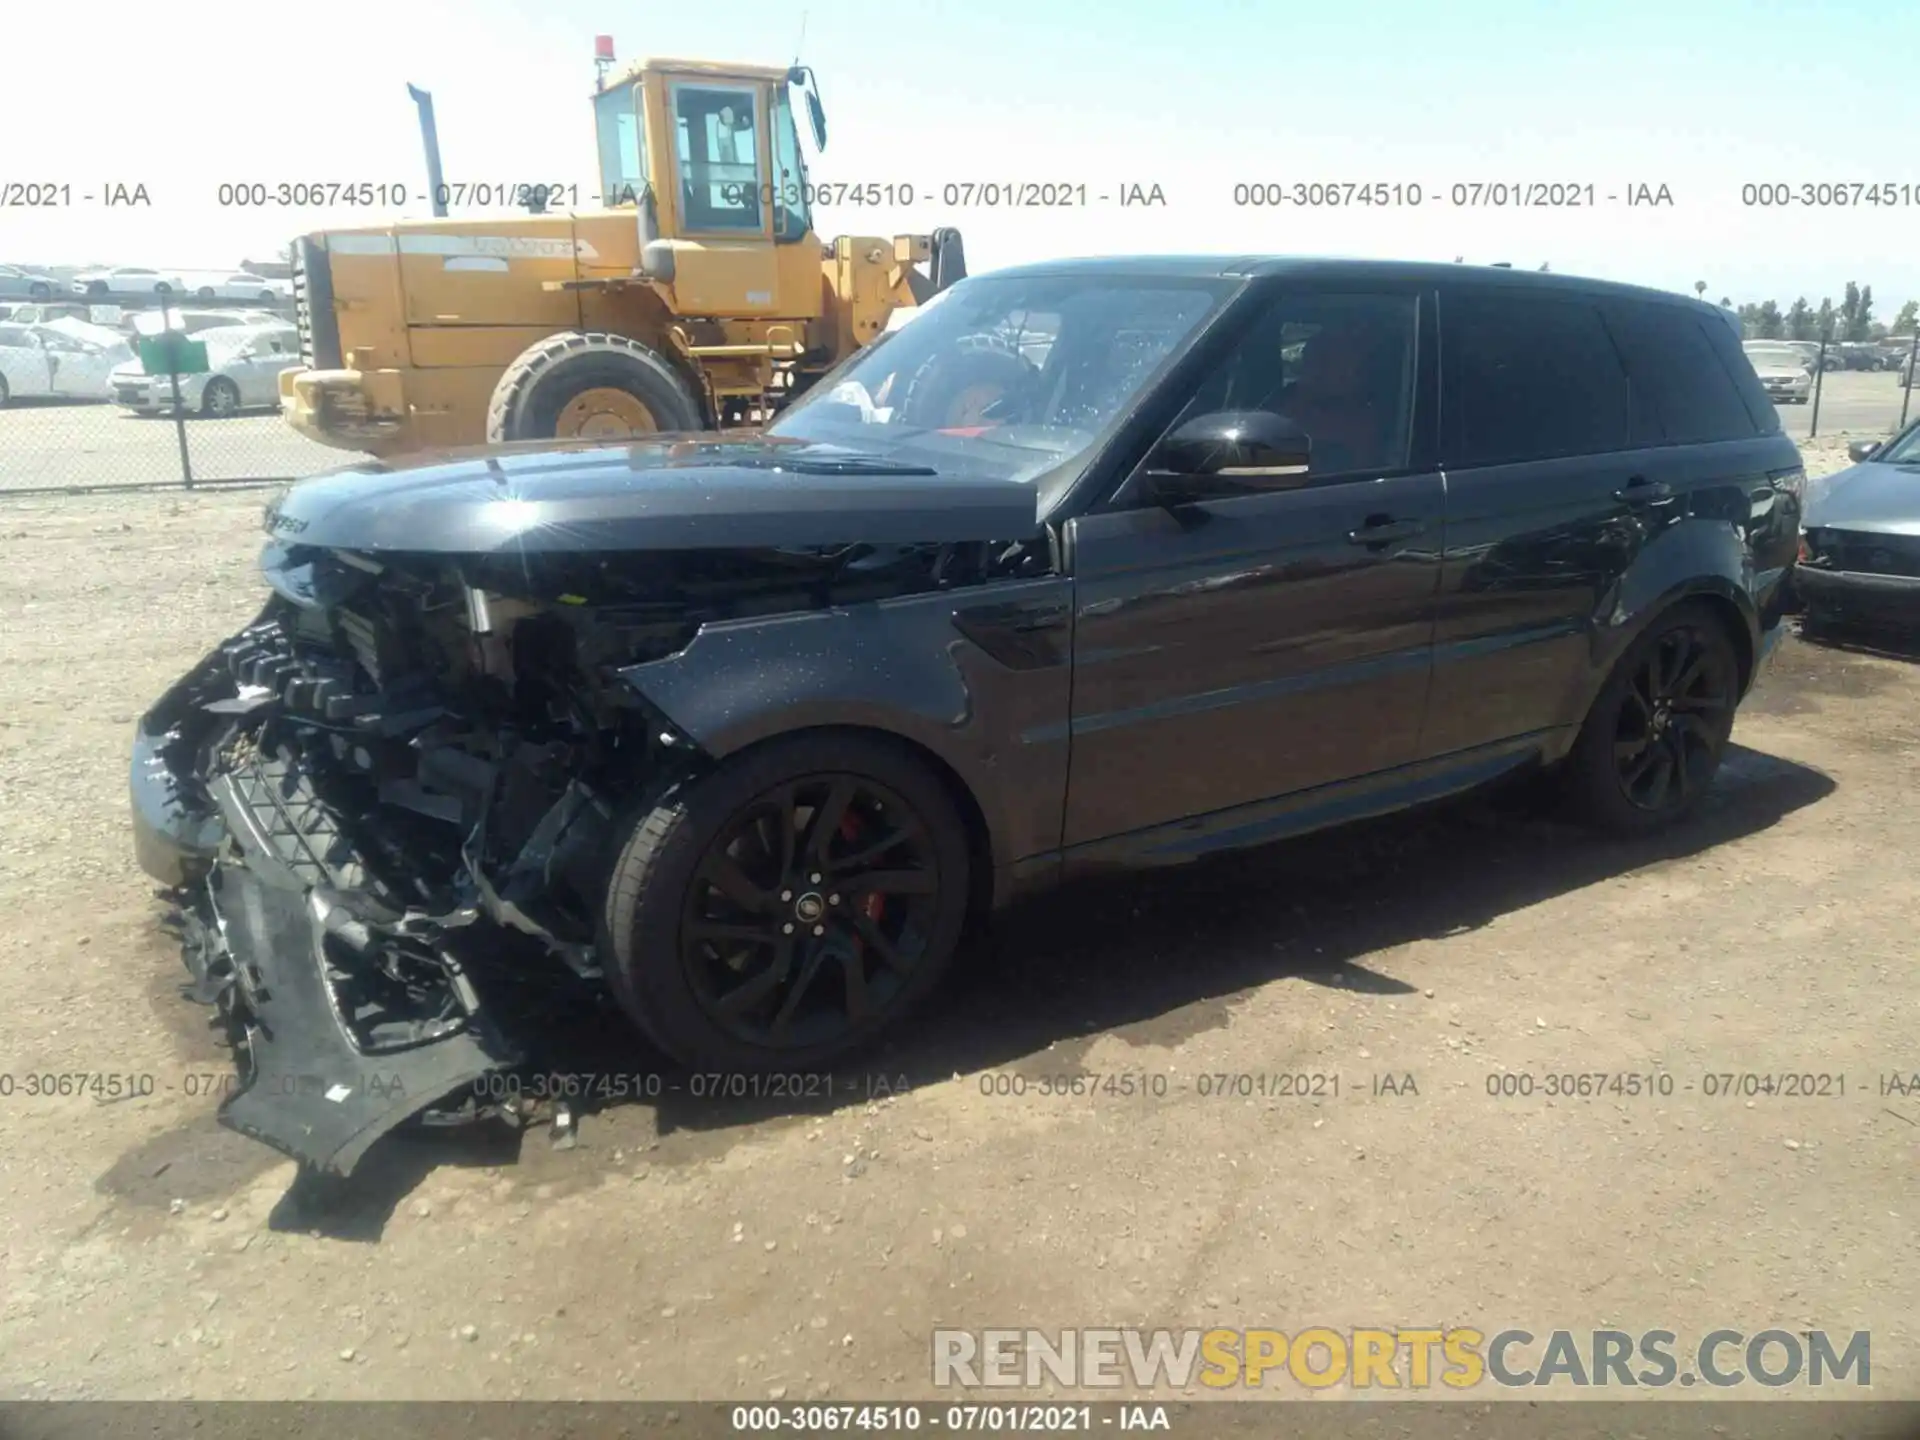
(767, 273), (1233, 507)
(1744, 345), (1804, 367)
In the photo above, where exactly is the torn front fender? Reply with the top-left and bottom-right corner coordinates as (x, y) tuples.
(615, 577), (1076, 880)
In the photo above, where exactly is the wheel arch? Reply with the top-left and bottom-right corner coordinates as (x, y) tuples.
(1581, 522), (1763, 710)
(617, 632), (1038, 918)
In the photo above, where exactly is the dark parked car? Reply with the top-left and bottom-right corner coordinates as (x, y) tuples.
(1797, 424), (1920, 632)
(130, 258), (1805, 1174)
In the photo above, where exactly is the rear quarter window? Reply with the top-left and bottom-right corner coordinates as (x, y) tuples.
(1603, 300), (1770, 443)
(1439, 290), (1629, 466)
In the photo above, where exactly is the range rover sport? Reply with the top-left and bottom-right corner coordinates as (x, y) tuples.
(129, 257), (1804, 1173)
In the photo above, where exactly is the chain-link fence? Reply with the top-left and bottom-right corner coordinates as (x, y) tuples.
(1789, 333), (1920, 443)
(0, 297), (369, 497)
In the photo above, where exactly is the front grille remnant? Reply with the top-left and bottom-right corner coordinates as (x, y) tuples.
(1806, 529), (1920, 579)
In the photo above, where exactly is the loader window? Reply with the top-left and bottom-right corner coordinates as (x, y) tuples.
(594, 84), (648, 207)
(673, 84), (764, 233)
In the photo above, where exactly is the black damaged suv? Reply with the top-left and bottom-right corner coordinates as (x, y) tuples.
(131, 258), (1803, 1173)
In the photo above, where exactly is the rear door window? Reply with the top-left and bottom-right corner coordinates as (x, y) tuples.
(1603, 301), (1767, 442)
(1439, 291), (1629, 466)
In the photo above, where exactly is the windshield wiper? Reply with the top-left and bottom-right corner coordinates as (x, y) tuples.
(778, 456), (938, 476)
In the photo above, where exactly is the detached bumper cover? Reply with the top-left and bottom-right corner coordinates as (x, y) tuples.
(199, 861), (510, 1176)
(130, 644), (520, 1176)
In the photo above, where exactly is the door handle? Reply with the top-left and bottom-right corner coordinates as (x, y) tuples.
(1613, 476), (1673, 504)
(1346, 515), (1427, 547)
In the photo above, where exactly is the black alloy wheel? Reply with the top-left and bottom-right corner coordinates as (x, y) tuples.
(681, 773), (940, 1050)
(1611, 624), (1734, 812)
(1567, 602), (1740, 835)
(600, 732), (972, 1071)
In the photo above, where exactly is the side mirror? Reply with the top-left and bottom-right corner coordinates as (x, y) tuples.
(1149, 410), (1311, 500)
(1847, 439), (1882, 463)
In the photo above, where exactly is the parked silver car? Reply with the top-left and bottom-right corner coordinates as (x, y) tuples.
(0, 264), (60, 301)
(108, 322), (298, 416)
(1741, 341), (1813, 404)
(1797, 423), (1920, 633)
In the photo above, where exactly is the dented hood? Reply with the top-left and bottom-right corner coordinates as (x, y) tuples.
(264, 433), (1041, 553)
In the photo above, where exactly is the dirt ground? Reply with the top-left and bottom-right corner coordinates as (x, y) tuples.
(0, 439), (1916, 1405)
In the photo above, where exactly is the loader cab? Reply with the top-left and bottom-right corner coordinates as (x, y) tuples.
(592, 58), (825, 318)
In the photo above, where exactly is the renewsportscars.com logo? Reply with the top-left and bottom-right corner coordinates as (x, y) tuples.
(931, 1327), (1871, 1391)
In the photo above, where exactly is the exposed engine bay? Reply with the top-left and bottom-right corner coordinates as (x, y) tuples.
(134, 534), (1042, 1174)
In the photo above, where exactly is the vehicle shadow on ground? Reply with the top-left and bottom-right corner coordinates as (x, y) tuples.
(273, 741), (1836, 1238)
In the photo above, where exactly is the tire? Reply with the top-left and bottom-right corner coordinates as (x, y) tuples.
(85, 281), (107, 298)
(899, 336), (1034, 428)
(258, 291), (276, 304)
(28, 282), (50, 301)
(486, 331), (703, 443)
(1564, 602), (1742, 837)
(0, 374), (10, 407)
(599, 731), (973, 1072)
(196, 287), (215, 301)
(201, 377), (241, 417)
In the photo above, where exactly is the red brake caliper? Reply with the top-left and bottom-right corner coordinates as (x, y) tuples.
(837, 812), (888, 940)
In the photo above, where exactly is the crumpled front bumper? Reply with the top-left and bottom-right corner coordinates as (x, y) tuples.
(130, 645), (519, 1176)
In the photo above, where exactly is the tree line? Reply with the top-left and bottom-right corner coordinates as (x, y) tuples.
(1722, 282), (1918, 343)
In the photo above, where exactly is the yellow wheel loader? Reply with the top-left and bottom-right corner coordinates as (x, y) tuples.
(279, 52), (966, 458)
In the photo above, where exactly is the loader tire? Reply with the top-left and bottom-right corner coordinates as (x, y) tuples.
(486, 331), (704, 444)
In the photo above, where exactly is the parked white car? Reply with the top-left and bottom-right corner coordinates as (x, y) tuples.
(0, 320), (135, 404)
(125, 307), (282, 338)
(71, 266), (183, 298)
(108, 322), (298, 416)
(182, 272), (292, 303)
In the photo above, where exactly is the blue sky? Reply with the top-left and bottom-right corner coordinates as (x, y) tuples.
(5, 0), (1913, 315)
